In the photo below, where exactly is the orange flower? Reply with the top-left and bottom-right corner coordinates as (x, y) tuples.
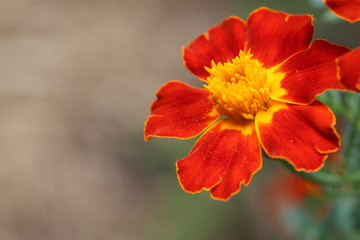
(336, 47), (360, 92)
(324, 0), (360, 22)
(265, 171), (323, 206)
(144, 8), (349, 200)
(258, 170), (329, 238)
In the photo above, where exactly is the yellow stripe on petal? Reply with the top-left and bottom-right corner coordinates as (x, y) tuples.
(219, 117), (255, 136)
(267, 66), (287, 101)
(255, 100), (340, 172)
(266, 40), (349, 104)
(176, 117), (261, 201)
(255, 100), (288, 125)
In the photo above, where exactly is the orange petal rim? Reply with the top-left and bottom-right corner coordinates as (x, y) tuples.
(336, 47), (360, 92)
(255, 100), (340, 172)
(246, 7), (314, 68)
(270, 39), (349, 104)
(176, 117), (262, 201)
(144, 81), (220, 141)
(324, 0), (360, 23)
(183, 16), (247, 80)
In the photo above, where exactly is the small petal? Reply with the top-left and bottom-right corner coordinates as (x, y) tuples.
(337, 47), (360, 92)
(324, 0), (360, 23)
(255, 100), (340, 172)
(183, 17), (247, 80)
(270, 39), (349, 104)
(176, 118), (262, 201)
(144, 81), (220, 140)
(246, 7), (314, 68)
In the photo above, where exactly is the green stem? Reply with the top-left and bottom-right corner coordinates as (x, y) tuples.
(277, 159), (360, 185)
(344, 105), (360, 162)
(324, 189), (360, 198)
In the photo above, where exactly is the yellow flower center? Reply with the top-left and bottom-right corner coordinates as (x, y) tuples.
(205, 50), (271, 120)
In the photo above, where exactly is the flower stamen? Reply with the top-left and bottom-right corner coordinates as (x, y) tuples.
(205, 50), (271, 120)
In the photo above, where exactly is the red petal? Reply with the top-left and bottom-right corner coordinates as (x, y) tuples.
(270, 39), (349, 104)
(255, 100), (340, 172)
(183, 17), (246, 80)
(144, 81), (220, 140)
(337, 47), (360, 92)
(246, 7), (314, 68)
(176, 118), (262, 201)
(324, 0), (360, 22)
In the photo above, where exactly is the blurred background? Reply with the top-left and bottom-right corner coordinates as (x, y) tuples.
(0, 0), (359, 239)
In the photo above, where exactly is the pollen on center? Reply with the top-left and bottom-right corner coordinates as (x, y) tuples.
(205, 50), (273, 120)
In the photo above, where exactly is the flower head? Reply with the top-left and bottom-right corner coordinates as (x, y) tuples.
(324, 0), (360, 23)
(144, 7), (349, 200)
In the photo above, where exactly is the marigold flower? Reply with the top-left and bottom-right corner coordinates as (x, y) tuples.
(336, 47), (360, 92)
(144, 7), (349, 200)
(324, 0), (360, 22)
(258, 170), (328, 237)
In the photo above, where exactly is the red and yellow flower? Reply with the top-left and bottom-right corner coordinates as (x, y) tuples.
(324, 0), (360, 22)
(144, 7), (349, 200)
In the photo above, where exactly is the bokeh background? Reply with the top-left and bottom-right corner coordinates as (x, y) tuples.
(0, 0), (359, 239)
